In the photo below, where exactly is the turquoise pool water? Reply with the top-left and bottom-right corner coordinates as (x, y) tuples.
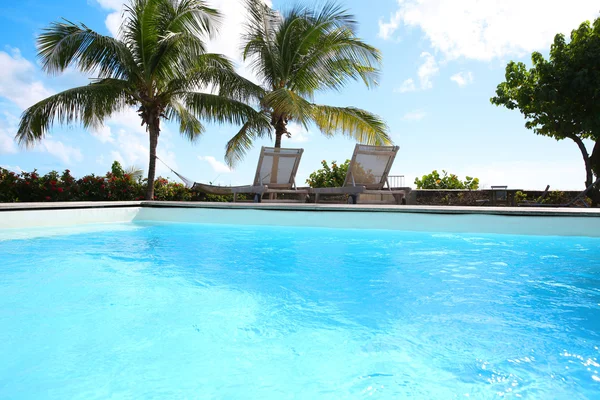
(1, 221), (599, 399)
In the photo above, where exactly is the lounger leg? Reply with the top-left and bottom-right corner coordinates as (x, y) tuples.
(254, 193), (262, 203)
(349, 194), (358, 204)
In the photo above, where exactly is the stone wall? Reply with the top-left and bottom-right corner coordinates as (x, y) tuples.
(405, 189), (582, 206)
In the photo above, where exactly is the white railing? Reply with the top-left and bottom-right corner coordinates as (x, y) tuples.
(387, 175), (405, 188)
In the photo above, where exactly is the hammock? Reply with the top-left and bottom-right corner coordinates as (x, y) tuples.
(155, 156), (242, 195)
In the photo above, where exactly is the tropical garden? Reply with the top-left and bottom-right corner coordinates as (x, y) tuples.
(14, 0), (390, 201)
(1, 0), (599, 206)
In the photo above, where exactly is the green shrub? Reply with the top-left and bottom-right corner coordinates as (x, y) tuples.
(514, 191), (528, 204)
(0, 161), (214, 203)
(414, 170), (479, 190)
(306, 160), (350, 188)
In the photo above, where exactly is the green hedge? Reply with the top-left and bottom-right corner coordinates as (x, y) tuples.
(0, 162), (238, 203)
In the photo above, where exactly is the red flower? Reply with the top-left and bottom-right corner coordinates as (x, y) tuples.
(45, 196), (51, 201)
(50, 180), (57, 186)
(31, 173), (38, 179)
(101, 185), (106, 190)
(57, 187), (64, 193)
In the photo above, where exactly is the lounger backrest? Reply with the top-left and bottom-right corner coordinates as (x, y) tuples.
(343, 144), (400, 190)
(254, 147), (304, 189)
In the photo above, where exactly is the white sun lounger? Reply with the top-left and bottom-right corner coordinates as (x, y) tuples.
(312, 144), (409, 204)
(231, 146), (309, 203)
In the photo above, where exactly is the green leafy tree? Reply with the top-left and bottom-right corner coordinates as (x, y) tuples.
(491, 18), (600, 205)
(16, 0), (262, 200)
(224, 0), (391, 166)
(414, 170), (479, 190)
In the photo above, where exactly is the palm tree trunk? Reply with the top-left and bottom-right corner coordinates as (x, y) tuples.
(145, 120), (160, 200)
(273, 115), (287, 148)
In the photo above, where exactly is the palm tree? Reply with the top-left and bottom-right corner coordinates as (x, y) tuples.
(223, 0), (391, 166)
(16, 0), (262, 199)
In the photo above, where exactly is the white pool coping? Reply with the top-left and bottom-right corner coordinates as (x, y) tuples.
(1, 201), (599, 237)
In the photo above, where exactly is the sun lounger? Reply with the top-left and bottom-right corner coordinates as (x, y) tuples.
(231, 147), (309, 203)
(312, 144), (409, 204)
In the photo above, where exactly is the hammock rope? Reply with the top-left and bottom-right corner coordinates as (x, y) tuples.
(155, 155), (195, 188)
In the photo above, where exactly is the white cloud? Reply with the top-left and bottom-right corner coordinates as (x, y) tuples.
(417, 52), (438, 90)
(36, 139), (83, 164)
(450, 71), (474, 87)
(394, 78), (416, 93)
(95, 0), (124, 37)
(0, 48), (53, 110)
(198, 155), (232, 173)
(378, 15), (401, 41)
(0, 165), (23, 173)
(396, 52), (439, 93)
(378, 0), (600, 61)
(105, 12), (123, 38)
(286, 123), (312, 143)
(402, 110), (427, 121)
(0, 114), (18, 155)
(91, 125), (115, 143)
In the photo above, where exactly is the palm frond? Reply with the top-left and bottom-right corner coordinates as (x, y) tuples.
(242, 0), (281, 89)
(262, 88), (313, 127)
(224, 111), (272, 167)
(183, 92), (268, 127)
(125, 165), (144, 180)
(150, 0), (221, 81)
(311, 105), (392, 145)
(16, 79), (132, 145)
(37, 20), (136, 79)
(165, 100), (205, 142)
(121, 0), (162, 76)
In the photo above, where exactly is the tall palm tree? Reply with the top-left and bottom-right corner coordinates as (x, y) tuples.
(16, 0), (262, 199)
(223, 0), (391, 167)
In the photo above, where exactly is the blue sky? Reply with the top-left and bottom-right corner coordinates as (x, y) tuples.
(0, 0), (598, 190)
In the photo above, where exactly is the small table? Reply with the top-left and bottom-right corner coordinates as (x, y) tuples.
(485, 186), (522, 206)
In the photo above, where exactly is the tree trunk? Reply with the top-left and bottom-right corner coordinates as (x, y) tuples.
(145, 119), (160, 200)
(566, 134), (600, 207)
(273, 115), (287, 148)
(589, 140), (600, 207)
(567, 134), (593, 188)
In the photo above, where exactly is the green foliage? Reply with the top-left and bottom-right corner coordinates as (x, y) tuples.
(514, 191), (528, 204)
(491, 17), (600, 205)
(306, 160), (350, 188)
(414, 170), (479, 190)
(0, 163), (224, 203)
(153, 178), (191, 201)
(225, 1), (391, 166)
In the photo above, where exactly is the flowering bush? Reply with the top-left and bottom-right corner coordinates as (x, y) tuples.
(306, 160), (350, 188)
(414, 170), (479, 190)
(0, 161), (207, 202)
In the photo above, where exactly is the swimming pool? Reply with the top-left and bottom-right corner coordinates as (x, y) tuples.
(1, 208), (599, 399)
